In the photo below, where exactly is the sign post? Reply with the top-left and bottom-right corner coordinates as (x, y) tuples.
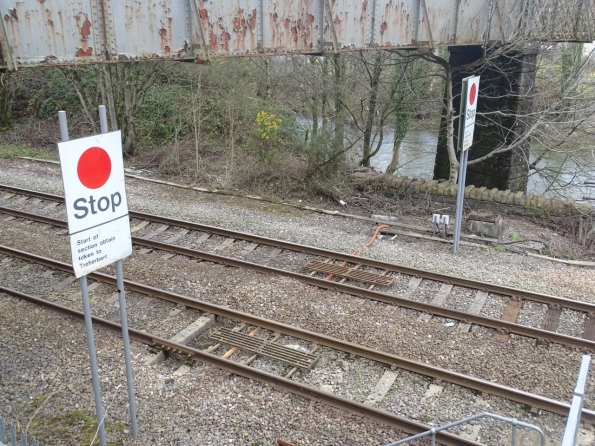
(453, 75), (480, 254)
(58, 111), (108, 446)
(98, 106), (138, 438)
(57, 107), (137, 443)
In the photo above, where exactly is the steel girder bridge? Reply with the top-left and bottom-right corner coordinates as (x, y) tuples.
(0, 0), (593, 70)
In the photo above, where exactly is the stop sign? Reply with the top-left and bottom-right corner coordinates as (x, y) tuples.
(461, 75), (480, 151)
(58, 131), (132, 277)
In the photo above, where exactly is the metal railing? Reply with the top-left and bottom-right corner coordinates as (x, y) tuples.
(561, 355), (591, 446)
(0, 417), (40, 446)
(385, 354), (591, 446)
(384, 412), (545, 446)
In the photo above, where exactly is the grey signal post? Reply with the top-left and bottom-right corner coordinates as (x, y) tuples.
(58, 110), (108, 446)
(453, 75), (480, 254)
(98, 105), (138, 438)
(58, 106), (138, 444)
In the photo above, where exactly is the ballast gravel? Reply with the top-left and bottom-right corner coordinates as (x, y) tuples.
(1, 157), (595, 445)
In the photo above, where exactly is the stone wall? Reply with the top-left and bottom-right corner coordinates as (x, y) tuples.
(351, 173), (594, 218)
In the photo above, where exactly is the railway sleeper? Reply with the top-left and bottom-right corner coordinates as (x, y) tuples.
(144, 314), (215, 365)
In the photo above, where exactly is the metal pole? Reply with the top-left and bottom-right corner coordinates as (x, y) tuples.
(58, 111), (69, 142)
(98, 105), (138, 438)
(453, 149), (466, 254)
(59, 110), (107, 446)
(98, 105), (109, 134)
(115, 259), (138, 437)
(80, 278), (108, 446)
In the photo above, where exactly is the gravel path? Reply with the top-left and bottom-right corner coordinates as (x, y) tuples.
(1, 158), (595, 446)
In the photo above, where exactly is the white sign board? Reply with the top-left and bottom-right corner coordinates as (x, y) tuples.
(460, 75), (480, 151)
(58, 131), (132, 278)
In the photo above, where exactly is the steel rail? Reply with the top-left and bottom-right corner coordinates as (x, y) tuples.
(0, 286), (483, 446)
(1, 184), (593, 313)
(0, 245), (593, 424)
(1, 206), (595, 351)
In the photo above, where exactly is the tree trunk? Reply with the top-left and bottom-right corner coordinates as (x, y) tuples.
(0, 72), (13, 131)
(360, 52), (382, 167)
(99, 64), (118, 132)
(385, 136), (403, 175)
(321, 57), (329, 130)
(256, 57), (271, 99)
(444, 65), (459, 182)
(332, 54), (346, 156)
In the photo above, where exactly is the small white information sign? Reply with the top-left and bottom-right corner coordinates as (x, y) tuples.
(460, 75), (480, 151)
(58, 131), (132, 278)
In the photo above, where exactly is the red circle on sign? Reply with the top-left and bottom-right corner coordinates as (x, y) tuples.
(469, 83), (477, 105)
(77, 147), (111, 189)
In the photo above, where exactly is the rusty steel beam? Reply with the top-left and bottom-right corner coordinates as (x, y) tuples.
(1, 255), (594, 426)
(0, 0), (592, 70)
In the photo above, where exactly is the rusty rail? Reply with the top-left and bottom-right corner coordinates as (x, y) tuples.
(0, 285), (482, 446)
(1, 245), (594, 424)
(2, 203), (595, 351)
(0, 185), (593, 314)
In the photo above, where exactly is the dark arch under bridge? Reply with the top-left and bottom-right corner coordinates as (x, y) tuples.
(0, 0), (593, 69)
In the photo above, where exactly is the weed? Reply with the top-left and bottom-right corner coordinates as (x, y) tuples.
(0, 144), (58, 161)
(509, 233), (524, 241)
(493, 245), (505, 252)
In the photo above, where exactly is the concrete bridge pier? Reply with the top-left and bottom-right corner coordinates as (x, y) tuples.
(433, 44), (539, 192)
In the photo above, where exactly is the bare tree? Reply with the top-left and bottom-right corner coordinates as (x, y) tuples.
(60, 62), (160, 155)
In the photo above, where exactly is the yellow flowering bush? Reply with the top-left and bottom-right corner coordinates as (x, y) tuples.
(255, 110), (282, 140)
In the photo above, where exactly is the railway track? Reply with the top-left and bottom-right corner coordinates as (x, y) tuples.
(1, 184), (595, 353)
(0, 245), (593, 427)
(1, 286), (479, 446)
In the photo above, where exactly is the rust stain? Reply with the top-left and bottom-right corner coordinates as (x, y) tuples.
(177, 41), (189, 56)
(249, 8), (257, 29)
(47, 19), (53, 26)
(380, 21), (387, 35)
(209, 31), (217, 50)
(273, 12), (278, 20)
(306, 13), (314, 24)
(164, 45), (170, 52)
(159, 28), (167, 37)
(75, 47), (93, 57)
(222, 31), (230, 51)
(199, 9), (208, 20)
(81, 15), (91, 37)
(10, 8), (17, 20)
(233, 17), (242, 31)
(4, 15), (9, 22)
(291, 26), (298, 42)
(363, 0), (368, 11)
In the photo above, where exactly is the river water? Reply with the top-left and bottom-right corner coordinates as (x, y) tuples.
(344, 123), (595, 204)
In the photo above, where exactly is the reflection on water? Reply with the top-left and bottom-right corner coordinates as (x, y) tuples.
(349, 126), (594, 204)
(347, 126), (438, 180)
(298, 116), (595, 204)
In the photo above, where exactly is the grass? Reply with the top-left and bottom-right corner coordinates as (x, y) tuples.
(23, 395), (127, 446)
(509, 233), (524, 242)
(0, 144), (58, 161)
